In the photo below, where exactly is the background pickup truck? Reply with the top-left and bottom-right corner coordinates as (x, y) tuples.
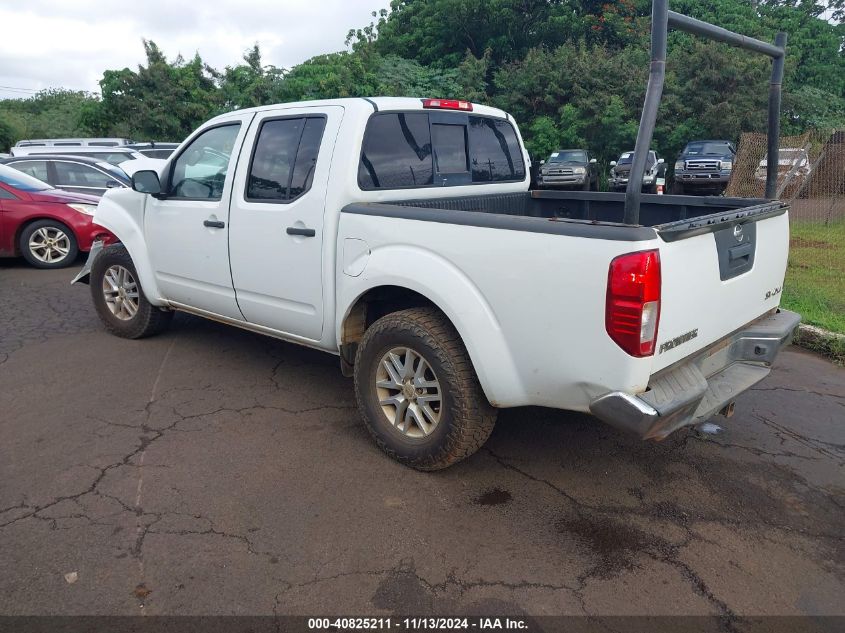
(673, 139), (736, 195)
(609, 149), (667, 192)
(75, 94), (798, 471)
(537, 149), (599, 190)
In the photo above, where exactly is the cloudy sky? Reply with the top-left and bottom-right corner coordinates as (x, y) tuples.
(0, 0), (390, 100)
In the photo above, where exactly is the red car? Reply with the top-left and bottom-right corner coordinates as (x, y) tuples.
(0, 164), (115, 268)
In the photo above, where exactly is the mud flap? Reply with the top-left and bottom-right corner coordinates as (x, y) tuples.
(70, 240), (105, 285)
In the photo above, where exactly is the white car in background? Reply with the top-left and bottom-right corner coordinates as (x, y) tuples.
(754, 147), (812, 183)
(10, 145), (144, 167)
(118, 156), (167, 177)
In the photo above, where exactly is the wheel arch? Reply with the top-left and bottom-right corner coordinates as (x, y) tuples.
(15, 216), (75, 257)
(338, 278), (524, 408)
(90, 190), (166, 306)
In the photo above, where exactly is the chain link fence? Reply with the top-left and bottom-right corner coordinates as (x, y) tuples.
(726, 130), (845, 333)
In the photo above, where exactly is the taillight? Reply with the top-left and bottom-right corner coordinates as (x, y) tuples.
(421, 98), (473, 111)
(606, 250), (661, 357)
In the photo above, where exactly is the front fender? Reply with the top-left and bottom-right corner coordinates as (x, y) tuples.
(89, 189), (166, 307)
(337, 244), (525, 407)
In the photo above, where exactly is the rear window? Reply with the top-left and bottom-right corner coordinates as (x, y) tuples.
(0, 164), (51, 191)
(9, 160), (49, 182)
(358, 112), (524, 190)
(358, 113), (433, 189)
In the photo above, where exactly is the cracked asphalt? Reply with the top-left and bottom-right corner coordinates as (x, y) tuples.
(1, 258), (843, 620)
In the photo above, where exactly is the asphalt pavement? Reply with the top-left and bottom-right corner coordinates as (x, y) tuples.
(1, 258), (842, 622)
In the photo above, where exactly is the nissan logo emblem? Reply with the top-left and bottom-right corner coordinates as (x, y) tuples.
(733, 224), (744, 241)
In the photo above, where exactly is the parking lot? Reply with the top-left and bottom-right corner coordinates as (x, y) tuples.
(1, 258), (843, 620)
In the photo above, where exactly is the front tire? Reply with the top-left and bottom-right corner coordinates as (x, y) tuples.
(90, 245), (173, 339)
(19, 220), (78, 269)
(354, 308), (497, 470)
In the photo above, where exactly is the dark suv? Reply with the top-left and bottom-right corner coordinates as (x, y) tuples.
(673, 140), (735, 195)
(538, 149), (599, 190)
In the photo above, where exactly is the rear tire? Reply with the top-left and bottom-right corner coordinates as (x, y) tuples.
(354, 307), (497, 471)
(19, 220), (79, 269)
(90, 245), (173, 339)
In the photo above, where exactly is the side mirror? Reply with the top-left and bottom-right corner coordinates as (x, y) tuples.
(610, 161), (617, 167)
(131, 170), (161, 195)
(589, 158), (597, 164)
(658, 158), (665, 164)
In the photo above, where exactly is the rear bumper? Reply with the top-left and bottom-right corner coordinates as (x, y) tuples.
(589, 309), (801, 440)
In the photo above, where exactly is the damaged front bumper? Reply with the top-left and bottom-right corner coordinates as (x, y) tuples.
(589, 309), (801, 440)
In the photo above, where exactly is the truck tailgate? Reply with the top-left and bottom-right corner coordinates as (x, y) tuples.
(651, 203), (790, 373)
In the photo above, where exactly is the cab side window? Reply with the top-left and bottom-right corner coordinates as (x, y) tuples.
(170, 124), (241, 200)
(246, 116), (326, 203)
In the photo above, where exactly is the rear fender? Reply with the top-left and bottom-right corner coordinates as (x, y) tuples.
(86, 189), (166, 307)
(337, 244), (524, 406)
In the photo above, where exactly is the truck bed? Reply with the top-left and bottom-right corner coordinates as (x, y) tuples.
(343, 191), (787, 243)
(340, 187), (791, 405)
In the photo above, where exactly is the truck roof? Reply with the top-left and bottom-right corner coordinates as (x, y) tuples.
(206, 97), (510, 124)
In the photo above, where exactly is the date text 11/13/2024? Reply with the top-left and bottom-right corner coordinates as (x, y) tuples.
(307, 617), (529, 630)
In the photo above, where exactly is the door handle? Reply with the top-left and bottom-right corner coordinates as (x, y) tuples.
(286, 226), (316, 237)
(203, 219), (225, 229)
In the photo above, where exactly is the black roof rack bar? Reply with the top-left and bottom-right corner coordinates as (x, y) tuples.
(623, 0), (787, 225)
(667, 11), (784, 58)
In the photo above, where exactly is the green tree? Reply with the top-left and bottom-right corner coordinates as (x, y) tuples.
(212, 45), (286, 110)
(356, 0), (583, 67)
(456, 49), (492, 102)
(0, 119), (14, 152)
(0, 89), (99, 143)
(86, 40), (220, 140)
(275, 52), (380, 101)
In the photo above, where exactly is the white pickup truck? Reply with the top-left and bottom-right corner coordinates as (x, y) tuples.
(74, 95), (799, 470)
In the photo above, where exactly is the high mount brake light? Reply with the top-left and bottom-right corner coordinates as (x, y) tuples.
(605, 250), (661, 357)
(421, 99), (473, 111)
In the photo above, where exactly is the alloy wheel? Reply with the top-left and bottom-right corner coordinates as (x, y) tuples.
(375, 346), (442, 438)
(28, 227), (71, 264)
(102, 265), (140, 321)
